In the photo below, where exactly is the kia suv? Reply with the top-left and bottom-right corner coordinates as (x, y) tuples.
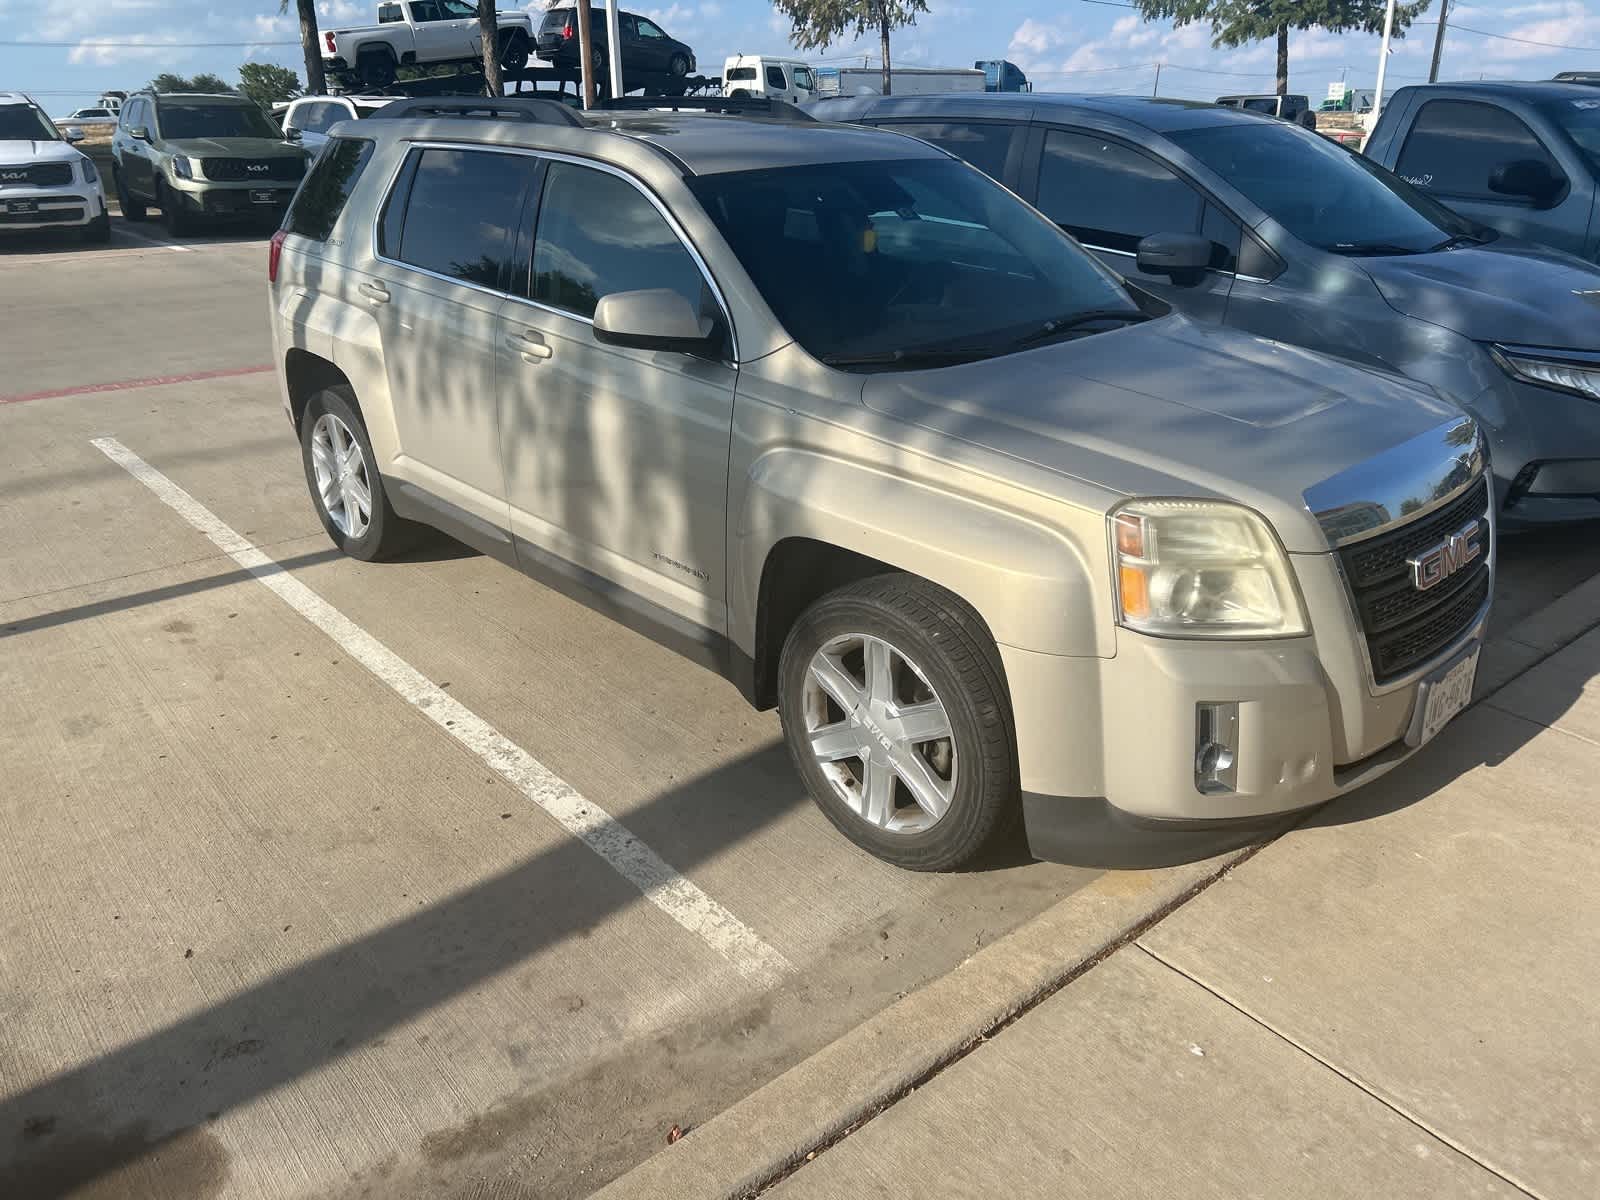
(0, 91), (110, 242)
(267, 97), (1492, 872)
(111, 91), (309, 236)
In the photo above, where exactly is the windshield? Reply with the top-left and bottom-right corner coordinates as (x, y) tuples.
(156, 101), (280, 140)
(0, 104), (59, 141)
(1547, 96), (1600, 170)
(793, 66), (816, 90)
(689, 157), (1140, 366)
(1170, 122), (1478, 254)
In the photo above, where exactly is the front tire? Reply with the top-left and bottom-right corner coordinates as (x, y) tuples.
(668, 53), (690, 79)
(778, 574), (1019, 871)
(157, 182), (195, 237)
(299, 386), (421, 561)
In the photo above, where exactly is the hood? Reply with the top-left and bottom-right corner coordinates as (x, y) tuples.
(860, 315), (1463, 553)
(1362, 239), (1600, 349)
(165, 136), (304, 158)
(0, 139), (83, 164)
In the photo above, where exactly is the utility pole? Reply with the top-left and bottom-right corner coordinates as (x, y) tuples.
(575, 0), (596, 109)
(1429, 0), (1450, 83)
(605, 0), (625, 102)
(1372, 0), (1398, 124)
(1152, 61), (1162, 96)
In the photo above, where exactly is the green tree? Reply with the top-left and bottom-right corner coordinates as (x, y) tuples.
(774, 0), (930, 96)
(280, 1), (327, 95)
(1131, 1), (1432, 97)
(148, 72), (235, 93)
(238, 62), (303, 110)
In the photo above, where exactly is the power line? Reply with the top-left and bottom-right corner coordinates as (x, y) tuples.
(0, 39), (297, 48)
(1437, 20), (1600, 54)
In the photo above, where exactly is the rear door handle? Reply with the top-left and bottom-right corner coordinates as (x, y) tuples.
(508, 328), (553, 362)
(358, 281), (390, 305)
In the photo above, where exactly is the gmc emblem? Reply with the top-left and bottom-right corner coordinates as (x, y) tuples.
(1407, 519), (1483, 592)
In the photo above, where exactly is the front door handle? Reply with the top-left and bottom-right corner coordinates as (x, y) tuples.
(358, 280), (390, 305)
(508, 329), (553, 362)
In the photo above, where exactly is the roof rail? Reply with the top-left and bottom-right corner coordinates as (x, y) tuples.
(597, 95), (815, 122)
(366, 96), (584, 127)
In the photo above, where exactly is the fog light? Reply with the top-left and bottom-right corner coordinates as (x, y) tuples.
(1195, 701), (1239, 795)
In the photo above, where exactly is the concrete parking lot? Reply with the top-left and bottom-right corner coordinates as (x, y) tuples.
(3, 218), (1599, 1200)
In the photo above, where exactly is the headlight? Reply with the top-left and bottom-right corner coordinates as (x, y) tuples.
(79, 155), (98, 184)
(1492, 345), (1600, 403)
(171, 154), (193, 180)
(1110, 499), (1307, 638)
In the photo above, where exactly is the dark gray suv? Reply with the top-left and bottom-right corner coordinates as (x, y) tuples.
(822, 92), (1600, 527)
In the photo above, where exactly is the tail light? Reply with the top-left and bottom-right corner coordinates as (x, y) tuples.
(268, 227), (287, 283)
(562, 23), (573, 39)
(324, 32), (336, 53)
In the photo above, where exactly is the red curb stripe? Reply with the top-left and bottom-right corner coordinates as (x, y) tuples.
(0, 364), (274, 406)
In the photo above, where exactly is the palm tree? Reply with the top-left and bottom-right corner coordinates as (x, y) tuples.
(280, 0), (327, 96)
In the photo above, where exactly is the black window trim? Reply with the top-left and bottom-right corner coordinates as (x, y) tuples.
(868, 116), (1031, 195)
(1395, 96), (1571, 207)
(370, 141), (739, 362)
(1034, 122), (1280, 284)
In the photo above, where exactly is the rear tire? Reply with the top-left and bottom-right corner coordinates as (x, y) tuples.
(299, 386), (422, 562)
(358, 52), (397, 91)
(778, 574), (1020, 872)
(113, 165), (146, 221)
(500, 31), (530, 73)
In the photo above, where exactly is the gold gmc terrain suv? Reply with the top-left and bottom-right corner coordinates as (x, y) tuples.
(268, 98), (1493, 871)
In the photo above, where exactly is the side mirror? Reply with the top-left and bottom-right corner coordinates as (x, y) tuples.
(1135, 232), (1215, 284)
(128, 125), (151, 142)
(284, 127), (303, 143)
(1489, 158), (1564, 208)
(592, 289), (720, 355)
(63, 127), (86, 143)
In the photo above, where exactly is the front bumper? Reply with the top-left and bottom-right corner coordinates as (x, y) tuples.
(1008, 543), (1490, 868)
(1467, 374), (1600, 528)
(170, 179), (295, 219)
(0, 189), (104, 230)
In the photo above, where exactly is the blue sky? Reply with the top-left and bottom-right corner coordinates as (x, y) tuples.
(2, 0), (1597, 115)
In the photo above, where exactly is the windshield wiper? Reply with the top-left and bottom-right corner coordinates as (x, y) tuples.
(1008, 308), (1152, 350)
(820, 347), (994, 369)
(1326, 242), (1426, 257)
(1429, 231), (1495, 251)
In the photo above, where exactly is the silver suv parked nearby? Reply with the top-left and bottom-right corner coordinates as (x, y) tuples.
(268, 98), (1493, 871)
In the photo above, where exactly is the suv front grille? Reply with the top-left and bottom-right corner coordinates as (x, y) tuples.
(199, 157), (304, 182)
(0, 162), (73, 187)
(1337, 476), (1492, 684)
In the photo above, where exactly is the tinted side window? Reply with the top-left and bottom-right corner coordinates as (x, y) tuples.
(766, 66), (787, 89)
(294, 103), (332, 133)
(1395, 99), (1562, 200)
(1036, 129), (1203, 253)
(396, 148), (533, 289)
(532, 162), (708, 321)
(286, 137), (376, 241)
(880, 121), (1019, 184)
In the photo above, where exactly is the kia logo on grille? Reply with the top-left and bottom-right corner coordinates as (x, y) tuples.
(1407, 518), (1483, 592)
(246, 163), (269, 173)
(0, 171), (24, 181)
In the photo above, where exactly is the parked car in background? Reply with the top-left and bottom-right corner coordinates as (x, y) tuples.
(282, 94), (398, 151)
(0, 91), (109, 241)
(270, 97), (1492, 872)
(1216, 93), (1317, 129)
(974, 59), (1030, 93)
(537, 7), (696, 90)
(323, 1), (534, 91)
(830, 92), (1600, 527)
(723, 54), (817, 104)
(59, 107), (119, 128)
(111, 91), (309, 236)
(1365, 81), (1600, 264)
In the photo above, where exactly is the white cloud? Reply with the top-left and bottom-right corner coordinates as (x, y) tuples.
(67, 32), (186, 67)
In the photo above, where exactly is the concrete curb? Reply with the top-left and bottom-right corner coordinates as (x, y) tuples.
(591, 568), (1600, 1200)
(589, 849), (1256, 1200)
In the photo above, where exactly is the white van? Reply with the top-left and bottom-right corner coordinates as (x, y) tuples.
(722, 55), (818, 105)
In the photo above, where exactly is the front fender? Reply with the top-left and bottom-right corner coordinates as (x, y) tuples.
(732, 448), (1112, 658)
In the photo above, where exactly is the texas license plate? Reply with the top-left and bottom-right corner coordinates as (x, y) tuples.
(1409, 647), (1479, 747)
(3, 200), (38, 214)
(249, 189), (277, 204)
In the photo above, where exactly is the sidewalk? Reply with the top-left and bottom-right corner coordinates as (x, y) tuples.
(765, 628), (1600, 1199)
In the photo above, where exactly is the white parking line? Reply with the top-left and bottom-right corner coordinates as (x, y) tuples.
(116, 226), (195, 253)
(91, 436), (793, 988)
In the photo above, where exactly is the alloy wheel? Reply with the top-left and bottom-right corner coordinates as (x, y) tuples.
(310, 413), (373, 539)
(801, 632), (957, 835)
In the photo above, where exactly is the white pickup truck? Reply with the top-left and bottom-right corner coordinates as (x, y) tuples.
(322, 0), (534, 90)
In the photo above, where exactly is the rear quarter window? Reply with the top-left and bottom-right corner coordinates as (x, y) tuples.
(285, 137), (376, 241)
